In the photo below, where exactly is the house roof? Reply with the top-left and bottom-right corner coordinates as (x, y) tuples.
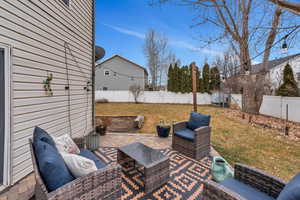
(96, 55), (148, 76)
(251, 53), (300, 73)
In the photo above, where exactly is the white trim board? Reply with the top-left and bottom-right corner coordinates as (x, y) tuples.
(0, 43), (12, 186)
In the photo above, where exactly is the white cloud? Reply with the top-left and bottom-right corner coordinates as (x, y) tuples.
(102, 24), (221, 56)
(102, 23), (145, 39)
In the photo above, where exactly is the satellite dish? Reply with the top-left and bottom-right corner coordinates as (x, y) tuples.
(95, 46), (105, 61)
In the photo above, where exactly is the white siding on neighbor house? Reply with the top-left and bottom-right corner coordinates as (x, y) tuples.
(269, 56), (300, 90)
(95, 56), (147, 91)
(0, 0), (94, 185)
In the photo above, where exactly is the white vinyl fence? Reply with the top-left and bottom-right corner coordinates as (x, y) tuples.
(95, 90), (212, 105)
(231, 94), (300, 123)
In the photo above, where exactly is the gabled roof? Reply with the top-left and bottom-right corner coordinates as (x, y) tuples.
(251, 53), (300, 73)
(96, 55), (148, 75)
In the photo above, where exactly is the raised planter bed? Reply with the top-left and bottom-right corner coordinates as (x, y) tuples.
(96, 116), (144, 133)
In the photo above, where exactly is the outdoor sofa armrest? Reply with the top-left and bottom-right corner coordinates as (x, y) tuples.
(46, 164), (122, 200)
(194, 126), (211, 142)
(203, 180), (246, 200)
(172, 121), (188, 132)
(234, 163), (286, 198)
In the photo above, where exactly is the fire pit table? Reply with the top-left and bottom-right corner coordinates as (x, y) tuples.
(117, 142), (170, 193)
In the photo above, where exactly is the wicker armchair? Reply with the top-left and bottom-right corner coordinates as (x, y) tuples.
(172, 121), (211, 160)
(203, 163), (287, 200)
(29, 139), (122, 200)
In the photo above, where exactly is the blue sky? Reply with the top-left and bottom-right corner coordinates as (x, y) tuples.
(95, 0), (223, 69)
(95, 1), (300, 70)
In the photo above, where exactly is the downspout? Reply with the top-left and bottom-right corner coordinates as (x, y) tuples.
(92, 0), (96, 130)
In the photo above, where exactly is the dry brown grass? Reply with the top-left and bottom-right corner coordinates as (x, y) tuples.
(96, 103), (300, 181)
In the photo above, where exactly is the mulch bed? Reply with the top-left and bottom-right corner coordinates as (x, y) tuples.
(94, 147), (212, 200)
(223, 109), (300, 141)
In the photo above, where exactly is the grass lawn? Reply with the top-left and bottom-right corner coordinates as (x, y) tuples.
(96, 103), (300, 181)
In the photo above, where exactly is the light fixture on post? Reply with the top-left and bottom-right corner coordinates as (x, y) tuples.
(281, 35), (288, 54)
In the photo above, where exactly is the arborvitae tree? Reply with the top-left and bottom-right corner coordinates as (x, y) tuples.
(167, 64), (173, 91)
(198, 78), (205, 93)
(179, 66), (184, 93)
(173, 63), (180, 93)
(210, 67), (221, 91)
(202, 63), (211, 93)
(178, 66), (184, 93)
(184, 66), (191, 93)
(276, 64), (299, 97)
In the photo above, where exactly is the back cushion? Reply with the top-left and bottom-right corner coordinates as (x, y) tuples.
(53, 134), (80, 154)
(33, 127), (56, 149)
(34, 140), (74, 192)
(277, 172), (300, 200)
(187, 112), (211, 130)
(60, 153), (97, 178)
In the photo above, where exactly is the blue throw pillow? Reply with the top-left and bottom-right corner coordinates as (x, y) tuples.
(33, 126), (56, 149)
(187, 112), (211, 130)
(34, 140), (74, 192)
(277, 172), (300, 200)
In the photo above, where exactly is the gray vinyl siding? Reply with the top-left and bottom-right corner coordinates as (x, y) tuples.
(95, 56), (147, 90)
(0, 0), (94, 184)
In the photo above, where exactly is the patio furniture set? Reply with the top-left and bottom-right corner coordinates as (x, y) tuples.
(29, 112), (300, 200)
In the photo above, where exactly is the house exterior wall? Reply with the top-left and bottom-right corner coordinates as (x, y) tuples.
(0, 0), (94, 185)
(269, 56), (300, 92)
(95, 56), (147, 90)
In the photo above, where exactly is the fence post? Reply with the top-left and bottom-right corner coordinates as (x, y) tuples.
(285, 104), (289, 136)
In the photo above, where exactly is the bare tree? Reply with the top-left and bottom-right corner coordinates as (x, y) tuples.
(144, 29), (171, 90)
(153, 0), (300, 114)
(129, 84), (144, 103)
(268, 0), (300, 16)
(214, 49), (241, 93)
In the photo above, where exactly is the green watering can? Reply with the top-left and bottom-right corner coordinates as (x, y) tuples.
(211, 156), (234, 182)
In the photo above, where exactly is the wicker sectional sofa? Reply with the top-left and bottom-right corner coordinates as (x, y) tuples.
(29, 138), (122, 200)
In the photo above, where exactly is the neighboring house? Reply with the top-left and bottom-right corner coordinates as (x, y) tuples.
(95, 55), (148, 90)
(264, 54), (300, 92)
(227, 53), (300, 94)
(0, 0), (95, 195)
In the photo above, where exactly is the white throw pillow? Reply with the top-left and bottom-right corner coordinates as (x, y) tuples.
(53, 134), (80, 154)
(61, 153), (97, 178)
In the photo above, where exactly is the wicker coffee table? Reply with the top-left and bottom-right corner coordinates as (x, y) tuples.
(117, 142), (170, 193)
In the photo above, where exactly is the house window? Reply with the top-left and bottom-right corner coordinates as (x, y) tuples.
(131, 77), (134, 81)
(62, 0), (70, 6)
(297, 72), (300, 81)
(104, 70), (110, 76)
(114, 72), (117, 76)
(103, 87), (108, 91)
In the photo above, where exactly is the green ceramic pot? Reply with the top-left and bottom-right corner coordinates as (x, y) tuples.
(211, 156), (234, 182)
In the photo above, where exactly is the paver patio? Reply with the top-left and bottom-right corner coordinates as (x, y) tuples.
(97, 133), (217, 199)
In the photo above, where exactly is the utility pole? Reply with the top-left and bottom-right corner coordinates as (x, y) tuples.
(192, 62), (197, 112)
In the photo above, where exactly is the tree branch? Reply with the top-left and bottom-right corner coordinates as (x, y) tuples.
(268, 0), (300, 16)
(262, 7), (283, 73)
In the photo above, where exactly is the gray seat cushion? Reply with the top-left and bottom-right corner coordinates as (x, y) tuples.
(277, 172), (300, 200)
(174, 128), (195, 141)
(220, 178), (275, 200)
